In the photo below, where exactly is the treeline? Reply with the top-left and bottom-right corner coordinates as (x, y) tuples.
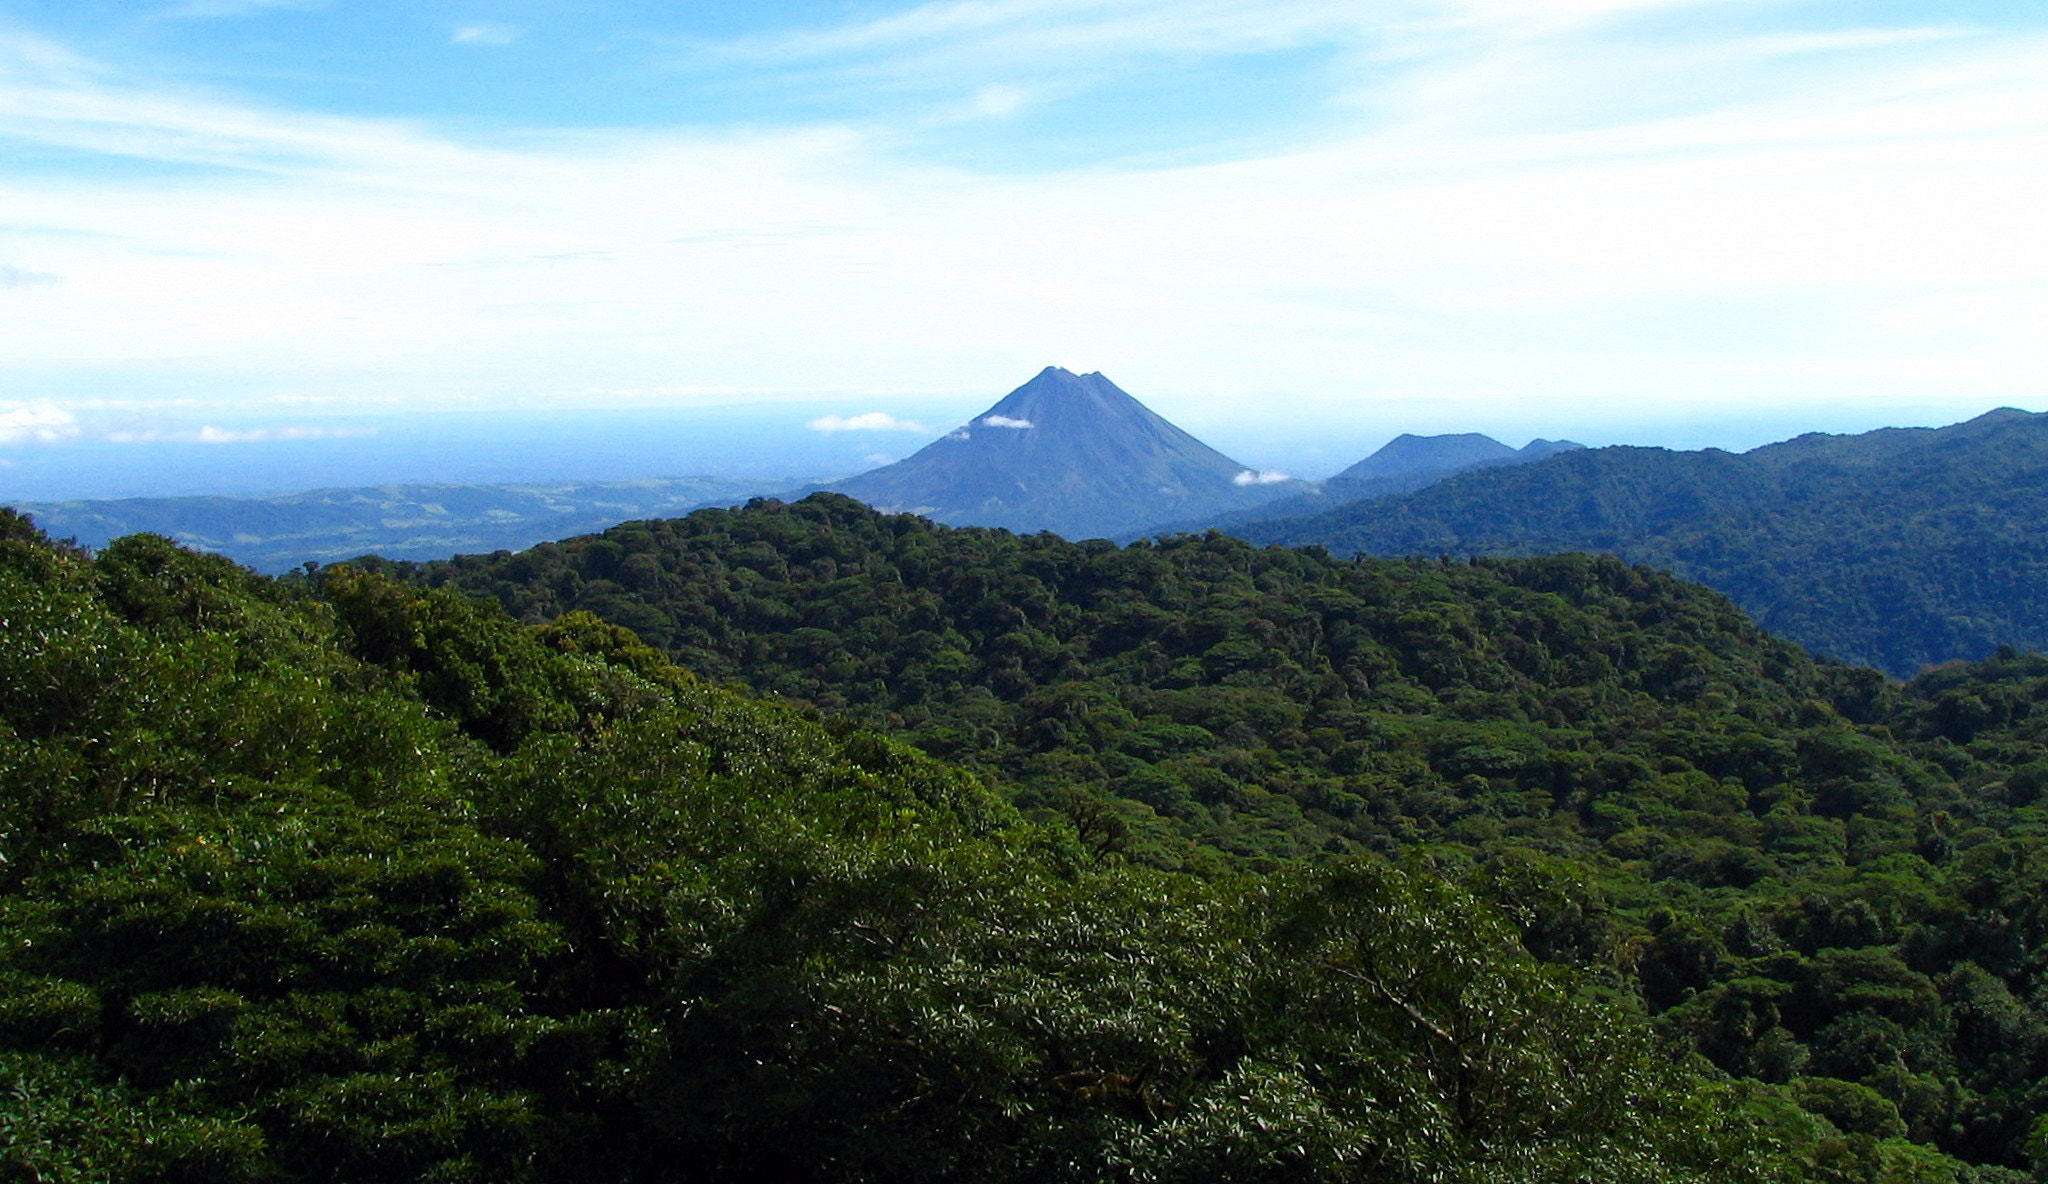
(0, 508), (1864, 1182)
(366, 492), (2048, 1176)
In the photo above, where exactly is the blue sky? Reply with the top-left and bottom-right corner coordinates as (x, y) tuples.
(5, 0), (2048, 488)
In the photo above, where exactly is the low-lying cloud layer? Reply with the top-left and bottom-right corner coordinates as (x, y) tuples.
(98, 424), (379, 445)
(808, 412), (933, 433)
(0, 402), (78, 444)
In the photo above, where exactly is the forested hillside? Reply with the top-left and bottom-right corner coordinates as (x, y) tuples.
(394, 495), (1839, 867)
(21, 497), (2048, 1178)
(1231, 407), (2048, 676)
(374, 492), (2048, 1177)
(0, 508), (1849, 1182)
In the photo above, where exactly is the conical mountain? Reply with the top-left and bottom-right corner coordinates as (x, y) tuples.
(827, 367), (1300, 539)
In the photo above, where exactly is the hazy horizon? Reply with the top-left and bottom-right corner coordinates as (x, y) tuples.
(2, 378), (2022, 503)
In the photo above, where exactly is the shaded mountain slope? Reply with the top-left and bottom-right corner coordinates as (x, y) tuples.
(827, 367), (1302, 538)
(1235, 408), (2048, 676)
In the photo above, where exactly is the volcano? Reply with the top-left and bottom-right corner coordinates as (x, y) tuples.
(827, 368), (1300, 539)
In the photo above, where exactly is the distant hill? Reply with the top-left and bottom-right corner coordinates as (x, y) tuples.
(1335, 431), (1518, 480)
(14, 476), (772, 573)
(1332, 432), (1579, 482)
(1236, 407), (2048, 676)
(1138, 432), (1582, 539)
(826, 367), (1304, 539)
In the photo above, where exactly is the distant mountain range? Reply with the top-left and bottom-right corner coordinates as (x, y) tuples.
(825, 367), (1306, 539)
(1141, 431), (1583, 538)
(15, 477), (773, 574)
(1235, 407), (2048, 676)
(12, 373), (2048, 677)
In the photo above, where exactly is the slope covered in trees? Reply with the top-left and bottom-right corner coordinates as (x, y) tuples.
(377, 493), (2048, 1176)
(1230, 407), (2048, 676)
(393, 494), (1885, 872)
(1, 508), (1860, 1182)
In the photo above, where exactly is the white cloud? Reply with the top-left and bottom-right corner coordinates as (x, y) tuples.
(808, 412), (933, 432)
(0, 401), (79, 444)
(0, 264), (60, 288)
(451, 23), (523, 47)
(979, 414), (1034, 428)
(1233, 469), (1292, 485)
(2, 7), (2047, 444)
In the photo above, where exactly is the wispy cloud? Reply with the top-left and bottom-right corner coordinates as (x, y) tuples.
(157, 0), (324, 20)
(979, 414), (1033, 428)
(687, 0), (1767, 125)
(683, 0), (1391, 125)
(451, 23), (523, 47)
(716, 0), (1380, 68)
(1233, 469), (1292, 485)
(0, 30), (466, 174)
(967, 84), (1029, 118)
(0, 264), (61, 288)
(809, 412), (933, 433)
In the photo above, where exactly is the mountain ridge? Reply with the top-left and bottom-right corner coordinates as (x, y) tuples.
(1235, 406), (2048, 674)
(1137, 431), (1584, 540)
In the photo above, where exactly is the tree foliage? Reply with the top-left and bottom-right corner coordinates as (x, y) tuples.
(1, 508), (1863, 1181)
(348, 493), (2048, 1177)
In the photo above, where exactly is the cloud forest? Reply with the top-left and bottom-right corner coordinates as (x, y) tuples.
(10, 496), (2048, 1182)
